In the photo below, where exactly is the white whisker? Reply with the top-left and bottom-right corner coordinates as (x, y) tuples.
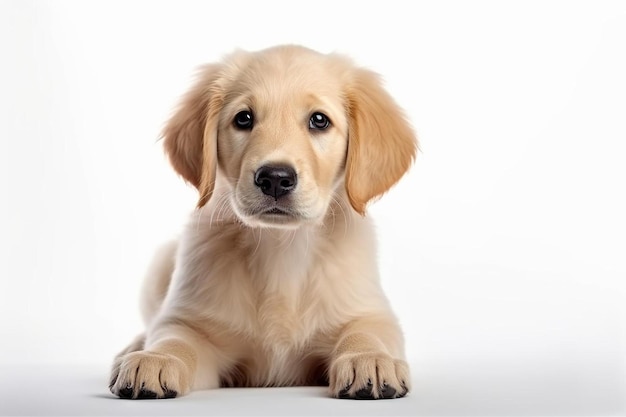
(287, 229), (297, 249)
(330, 195), (350, 239)
(251, 227), (263, 257)
(207, 187), (231, 229)
(304, 227), (310, 259)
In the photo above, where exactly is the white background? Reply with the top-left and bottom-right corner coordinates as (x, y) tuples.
(1, 0), (625, 415)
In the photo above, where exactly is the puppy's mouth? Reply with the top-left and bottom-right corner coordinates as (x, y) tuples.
(256, 204), (299, 222)
(240, 203), (306, 229)
(263, 207), (291, 216)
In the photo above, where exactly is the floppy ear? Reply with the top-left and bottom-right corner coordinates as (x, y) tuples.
(162, 64), (224, 208)
(345, 69), (417, 215)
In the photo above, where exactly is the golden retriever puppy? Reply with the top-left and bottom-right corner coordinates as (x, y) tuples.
(109, 45), (417, 400)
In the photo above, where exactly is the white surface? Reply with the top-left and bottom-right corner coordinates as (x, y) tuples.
(0, 361), (623, 416)
(1, 0), (625, 415)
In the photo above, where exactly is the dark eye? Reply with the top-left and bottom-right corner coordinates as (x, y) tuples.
(234, 110), (253, 130)
(309, 112), (330, 130)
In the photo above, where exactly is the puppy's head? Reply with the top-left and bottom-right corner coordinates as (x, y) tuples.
(163, 45), (416, 228)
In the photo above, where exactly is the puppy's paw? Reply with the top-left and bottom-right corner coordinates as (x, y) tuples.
(109, 351), (190, 399)
(329, 352), (410, 399)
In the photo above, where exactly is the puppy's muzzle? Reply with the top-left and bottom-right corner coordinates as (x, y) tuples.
(254, 165), (297, 200)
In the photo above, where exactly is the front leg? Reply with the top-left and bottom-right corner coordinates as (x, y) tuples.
(109, 321), (219, 399)
(328, 317), (410, 399)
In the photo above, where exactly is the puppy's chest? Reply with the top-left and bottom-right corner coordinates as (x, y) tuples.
(222, 256), (326, 351)
(251, 270), (319, 351)
(198, 232), (341, 354)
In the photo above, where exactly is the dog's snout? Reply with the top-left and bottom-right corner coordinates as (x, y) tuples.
(254, 165), (297, 199)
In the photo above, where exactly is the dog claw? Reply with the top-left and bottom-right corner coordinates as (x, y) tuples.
(118, 386), (134, 399)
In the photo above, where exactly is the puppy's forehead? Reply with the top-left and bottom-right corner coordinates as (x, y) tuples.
(224, 48), (349, 108)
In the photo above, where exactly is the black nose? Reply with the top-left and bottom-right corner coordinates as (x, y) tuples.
(254, 165), (297, 199)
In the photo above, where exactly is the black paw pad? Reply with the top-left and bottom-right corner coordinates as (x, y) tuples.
(137, 388), (157, 399)
(355, 379), (374, 400)
(163, 389), (178, 399)
(118, 385), (134, 399)
(338, 388), (351, 399)
(381, 383), (397, 399)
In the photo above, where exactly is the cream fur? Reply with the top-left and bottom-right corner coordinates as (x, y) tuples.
(109, 45), (416, 400)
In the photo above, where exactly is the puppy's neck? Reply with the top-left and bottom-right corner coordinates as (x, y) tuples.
(194, 188), (355, 294)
